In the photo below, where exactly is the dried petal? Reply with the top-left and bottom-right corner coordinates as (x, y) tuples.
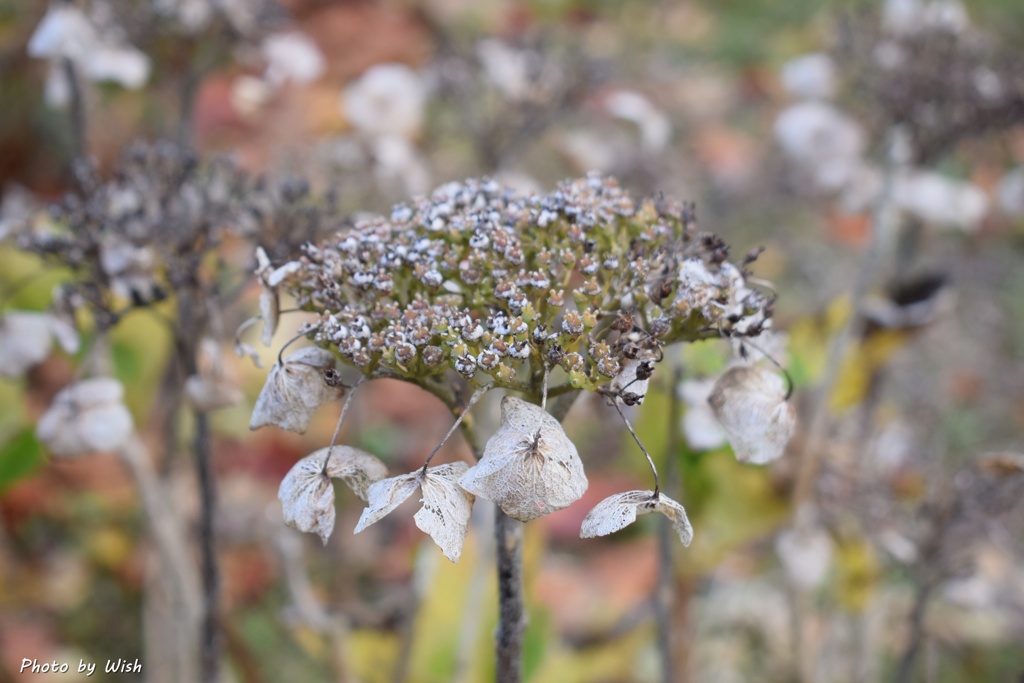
(459, 396), (587, 522)
(775, 527), (833, 589)
(255, 247), (301, 346)
(414, 462), (474, 562)
(355, 462), (475, 562)
(36, 377), (134, 457)
(678, 378), (728, 451)
(250, 347), (343, 433)
(279, 446), (388, 545)
(580, 490), (693, 546)
(708, 365), (795, 465)
(353, 471), (422, 533)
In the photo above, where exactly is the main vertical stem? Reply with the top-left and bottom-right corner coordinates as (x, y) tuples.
(494, 509), (524, 683)
(194, 409), (220, 682)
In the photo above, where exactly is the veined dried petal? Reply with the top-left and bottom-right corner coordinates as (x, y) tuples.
(36, 377), (134, 457)
(580, 490), (693, 546)
(279, 446), (388, 545)
(355, 462), (475, 562)
(459, 396), (587, 522)
(250, 347), (343, 433)
(708, 365), (795, 465)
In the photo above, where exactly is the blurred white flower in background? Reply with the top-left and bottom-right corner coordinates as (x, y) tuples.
(261, 32), (325, 87)
(780, 53), (836, 100)
(603, 90), (672, 155)
(774, 101), (866, 193)
(36, 378), (134, 457)
(678, 378), (728, 451)
(995, 167), (1024, 217)
(0, 311), (78, 378)
(477, 38), (533, 102)
(342, 63), (427, 140)
(28, 2), (151, 107)
(893, 170), (988, 231)
(882, 0), (970, 36)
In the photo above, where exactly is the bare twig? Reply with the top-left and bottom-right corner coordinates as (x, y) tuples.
(494, 509), (524, 683)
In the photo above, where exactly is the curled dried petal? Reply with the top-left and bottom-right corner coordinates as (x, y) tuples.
(580, 490), (693, 546)
(459, 396), (587, 522)
(279, 446), (388, 545)
(250, 347), (344, 433)
(708, 365), (795, 465)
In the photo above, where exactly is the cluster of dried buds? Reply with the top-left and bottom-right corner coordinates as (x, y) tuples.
(0, 140), (338, 457)
(253, 175), (795, 562)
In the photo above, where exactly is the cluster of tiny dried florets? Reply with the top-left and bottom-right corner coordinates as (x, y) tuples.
(274, 174), (773, 398)
(11, 140), (336, 333)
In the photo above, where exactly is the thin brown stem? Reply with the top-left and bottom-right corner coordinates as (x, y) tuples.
(494, 509), (524, 683)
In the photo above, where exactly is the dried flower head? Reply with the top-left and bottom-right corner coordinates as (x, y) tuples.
(36, 377), (134, 457)
(354, 462), (475, 562)
(708, 365), (796, 464)
(250, 347), (344, 433)
(279, 446), (388, 545)
(580, 490), (694, 546)
(460, 396), (587, 522)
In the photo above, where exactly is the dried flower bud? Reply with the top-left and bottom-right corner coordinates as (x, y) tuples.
(610, 358), (653, 405)
(37, 378), (134, 457)
(250, 347), (344, 433)
(355, 462), (475, 562)
(580, 490), (693, 546)
(459, 397), (587, 522)
(708, 365), (795, 464)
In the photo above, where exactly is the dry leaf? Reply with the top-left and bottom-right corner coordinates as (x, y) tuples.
(459, 396), (587, 522)
(354, 462), (475, 562)
(708, 365), (795, 465)
(580, 490), (693, 546)
(279, 446), (388, 545)
(250, 346), (343, 433)
(36, 377), (134, 457)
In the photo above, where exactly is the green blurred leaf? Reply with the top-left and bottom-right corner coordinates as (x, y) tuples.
(0, 427), (44, 493)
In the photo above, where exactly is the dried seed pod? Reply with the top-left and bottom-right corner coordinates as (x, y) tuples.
(279, 447), (388, 545)
(250, 347), (344, 433)
(708, 365), (795, 464)
(609, 358), (652, 405)
(354, 462), (475, 562)
(580, 490), (693, 546)
(36, 377), (134, 457)
(459, 397), (587, 522)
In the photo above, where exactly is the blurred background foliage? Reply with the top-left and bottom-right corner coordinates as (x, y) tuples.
(1, 0), (1024, 682)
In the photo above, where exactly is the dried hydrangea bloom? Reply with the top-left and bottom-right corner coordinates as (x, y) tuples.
(354, 462), (475, 562)
(460, 397), (587, 522)
(36, 377), (134, 457)
(580, 490), (693, 546)
(708, 365), (795, 464)
(250, 346), (343, 433)
(273, 175), (773, 392)
(279, 446), (388, 545)
(255, 246), (301, 346)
